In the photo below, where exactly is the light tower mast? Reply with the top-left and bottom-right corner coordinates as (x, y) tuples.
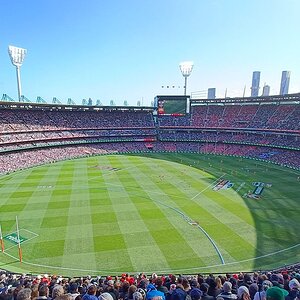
(8, 45), (27, 102)
(179, 61), (194, 96)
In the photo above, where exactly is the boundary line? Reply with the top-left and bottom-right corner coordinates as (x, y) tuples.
(2, 243), (299, 275)
(1, 155), (299, 274)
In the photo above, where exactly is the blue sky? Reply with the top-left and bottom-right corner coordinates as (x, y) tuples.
(1, 0), (300, 105)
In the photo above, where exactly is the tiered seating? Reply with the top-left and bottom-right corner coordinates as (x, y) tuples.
(0, 99), (299, 173)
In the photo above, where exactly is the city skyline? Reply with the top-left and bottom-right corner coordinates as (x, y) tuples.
(1, 0), (300, 105)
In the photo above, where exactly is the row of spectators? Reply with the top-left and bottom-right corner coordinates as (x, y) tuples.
(0, 129), (156, 143)
(0, 104), (299, 174)
(0, 268), (300, 300)
(0, 110), (155, 133)
(158, 131), (300, 149)
(0, 128), (298, 157)
(1, 104), (300, 136)
(0, 142), (150, 174)
(0, 141), (299, 175)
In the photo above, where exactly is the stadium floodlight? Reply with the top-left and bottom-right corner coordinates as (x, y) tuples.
(179, 61), (194, 95)
(8, 45), (27, 102)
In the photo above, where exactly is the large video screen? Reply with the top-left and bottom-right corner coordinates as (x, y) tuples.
(156, 96), (189, 115)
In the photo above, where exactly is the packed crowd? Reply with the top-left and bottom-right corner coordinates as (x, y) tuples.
(0, 140), (299, 175)
(0, 142), (153, 174)
(190, 104), (300, 130)
(158, 131), (300, 149)
(0, 110), (155, 133)
(0, 102), (299, 174)
(0, 268), (300, 300)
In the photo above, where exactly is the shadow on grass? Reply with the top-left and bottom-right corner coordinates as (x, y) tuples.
(129, 152), (300, 270)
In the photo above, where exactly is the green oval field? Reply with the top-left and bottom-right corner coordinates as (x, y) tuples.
(0, 153), (299, 276)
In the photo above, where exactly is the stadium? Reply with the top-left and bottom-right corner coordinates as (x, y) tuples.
(1, 2), (300, 299)
(0, 92), (299, 279)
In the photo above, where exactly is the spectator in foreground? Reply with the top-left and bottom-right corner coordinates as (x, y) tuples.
(200, 283), (214, 300)
(266, 287), (288, 300)
(16, 289), (32, 300)
(146, 284), (165, 300)
(52, 285), (65, 300)
(82, 285), (98, 300)
(285, 279), (300, 300)
(237, 286), (250, 300)
(217, 282), (237, 300)
(253, 280), (272, 300)
(68, 283), (80, 300)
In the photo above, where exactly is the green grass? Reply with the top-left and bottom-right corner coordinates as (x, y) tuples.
(0, 153), (299, 276)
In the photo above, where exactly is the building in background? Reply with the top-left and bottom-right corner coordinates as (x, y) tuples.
(207, 88), (216, 99)
(251, 71), (261, 97)
(262, 84), (270, 96)
(279, 71), (291, 95)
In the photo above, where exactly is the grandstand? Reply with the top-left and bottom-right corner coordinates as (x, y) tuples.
(0, 93), (299, 278)
(0, 93), (299, 173)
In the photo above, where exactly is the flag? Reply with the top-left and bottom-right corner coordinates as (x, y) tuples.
(0, 224), (4, 252)
(16, 216), (22, 263)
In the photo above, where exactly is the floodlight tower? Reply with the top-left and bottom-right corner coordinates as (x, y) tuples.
(8, 45), (27, 102)
(179, 61), (194, 95)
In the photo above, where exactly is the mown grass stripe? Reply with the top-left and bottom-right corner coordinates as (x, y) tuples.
(90, 155), (134, 272)
(116, 155), (209, 269)
(62, 159), (97, 270)
(105, 155), (172, 272)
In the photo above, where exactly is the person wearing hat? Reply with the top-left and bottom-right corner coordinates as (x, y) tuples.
(285, 279), (300, 300)
(266, 287), (288, 300)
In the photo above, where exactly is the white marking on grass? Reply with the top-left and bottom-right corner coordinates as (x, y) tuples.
(2, 243), (300, 275)
(89, 170), (226, 264)
(191, 174), (226, 200)
(153, 199), (225, 265)
(22, 229), (39, 237)
(88, 163), (144, 182)
(3, 229), (39, 252)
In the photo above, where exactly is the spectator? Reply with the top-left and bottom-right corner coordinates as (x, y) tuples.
(266, 287), (288, 300)
(99, 293), (114, 300)
(68, 283), (80, 300)
(237, 286), (250, 300)
(82, 285), (98, 300)
(253, 281), (272, 300)
(16, 289), (32, 300)
(200, 283), (214, 300)
(170, 284), (186, 300)
(146, 284), (165, 300)
(52, 285), (65, 300)
(217, 282), (237, 300)
(285, 279), (300, 300)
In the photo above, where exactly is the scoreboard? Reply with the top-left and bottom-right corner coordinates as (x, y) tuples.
(154, 95), (190, 115)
